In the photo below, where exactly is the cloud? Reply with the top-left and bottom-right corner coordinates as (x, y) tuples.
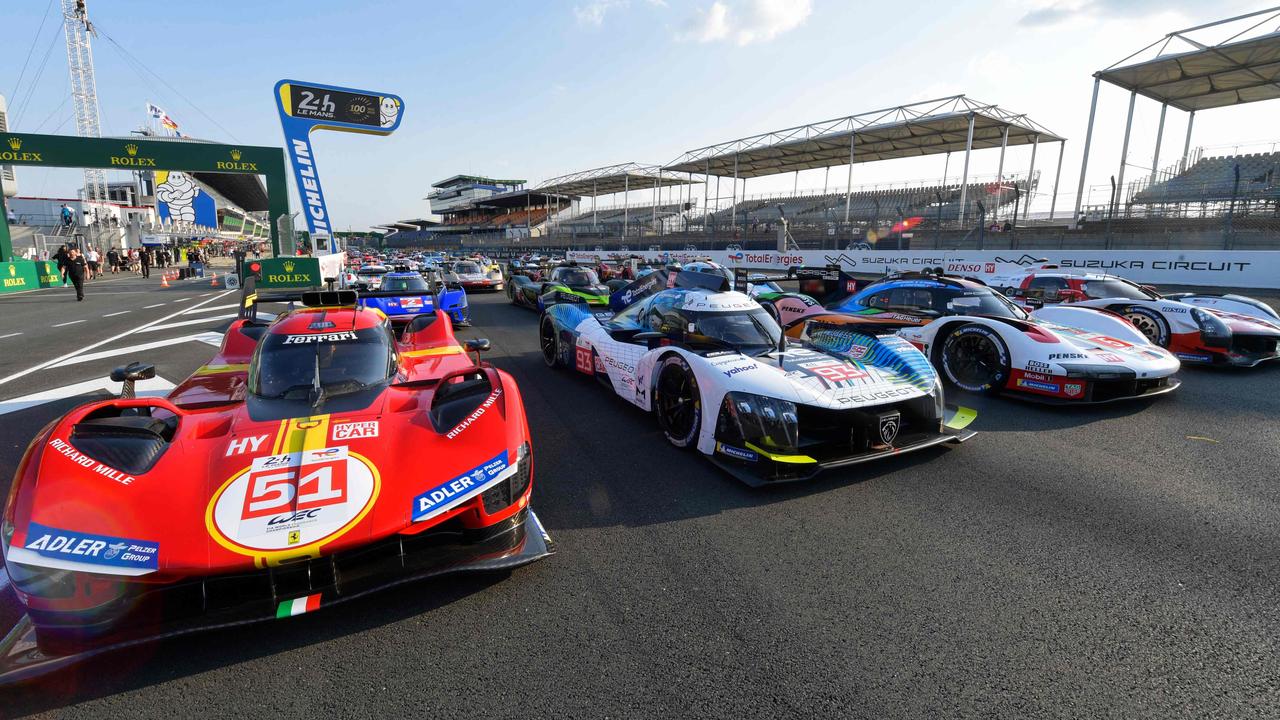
(575, 0), (624, 27)
(1018, 0), (1203, 27)
(679, 0), (812, 46)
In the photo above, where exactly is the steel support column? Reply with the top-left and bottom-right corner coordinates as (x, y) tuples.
(1023, 134), (1040, 225)
(1150, 102), (1168, 184)
(1073, 77), (1102, 225)
(843, 133), (856, 223)
(623, 175), (629, 238)
(958, 113), (976, 224)
(592, 180), (597, 232)
(731, 154), (739, 234)
(1115, 90), (1137, 218)
(994, 127), (1009, 221)
(1181, 110), (1197, 172)
(1049, 141), (1066, 220)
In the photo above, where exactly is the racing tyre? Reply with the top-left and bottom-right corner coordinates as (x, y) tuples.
(654, 355), (701, 449)
(940, 323), (1010, 395)
(506, 281), (515, 301)
(540, 315), (563, 369)
(1120, 305), (1170, 347)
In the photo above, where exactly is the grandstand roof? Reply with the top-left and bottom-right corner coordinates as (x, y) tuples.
(472, 189), (574, 208)
(537, 163), (701, 197)
(430, 174), (525, 189)
(663, 96), (1063, 179)
(1096, 8), (1280, 112)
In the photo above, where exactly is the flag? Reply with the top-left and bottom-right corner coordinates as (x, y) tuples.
(146, 102), (164, 119)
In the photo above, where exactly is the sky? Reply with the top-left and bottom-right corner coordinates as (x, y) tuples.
(3, 0), (1278, 229)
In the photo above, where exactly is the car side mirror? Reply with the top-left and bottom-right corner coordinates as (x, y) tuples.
(111, 361), (156, 399)
(465, 338), (491, 364)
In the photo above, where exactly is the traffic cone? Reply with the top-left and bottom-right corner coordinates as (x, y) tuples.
(210, 272), (219, 288)
(161, 273), (170, 288)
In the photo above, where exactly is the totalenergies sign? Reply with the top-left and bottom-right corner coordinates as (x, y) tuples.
(274, 80), (405, 254)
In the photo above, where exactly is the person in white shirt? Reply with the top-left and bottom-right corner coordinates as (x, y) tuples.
(86, 248), (101, 279)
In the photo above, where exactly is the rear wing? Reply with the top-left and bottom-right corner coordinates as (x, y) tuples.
(733, 265), (858, 306)
(237, 275), (441, 322)
(606, 268), (728, 312)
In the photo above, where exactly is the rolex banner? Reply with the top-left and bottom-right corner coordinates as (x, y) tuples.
(251, 257), (321, 289)
(0, 261), (40, 295)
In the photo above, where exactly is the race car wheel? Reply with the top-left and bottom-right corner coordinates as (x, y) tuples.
(1121, 306), (1170, 346)
(654, 356), (701, 449)
(540, 316), (563, 369)
(940, 324), (1010, 394)
(506, 281), (515, 301)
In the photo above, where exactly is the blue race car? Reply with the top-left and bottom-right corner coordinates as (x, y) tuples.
(358, 269), (470, 327)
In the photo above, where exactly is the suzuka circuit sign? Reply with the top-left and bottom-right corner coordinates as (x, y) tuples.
(274, 80), (405, 254)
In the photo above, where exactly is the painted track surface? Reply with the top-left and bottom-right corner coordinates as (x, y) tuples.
(1, 284), (1278, 718)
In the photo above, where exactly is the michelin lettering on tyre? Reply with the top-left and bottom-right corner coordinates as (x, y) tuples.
(209, 447), (379, 556)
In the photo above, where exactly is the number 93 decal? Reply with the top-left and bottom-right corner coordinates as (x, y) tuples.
(206, 447), (380, 564)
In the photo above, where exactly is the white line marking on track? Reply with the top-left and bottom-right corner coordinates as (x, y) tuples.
(143, 303), (166, 309)
(172, 297), (191, 303)
(138, 313), (238, 333)
(181, 302), (238, 315)
(49, 333), (213, 368)
(102, 310), (131, 317)
(0, 290), (234, 388)
(0, 375), (176, 416)
(52, 320), (86, 327)
(0, 332), (22, 340)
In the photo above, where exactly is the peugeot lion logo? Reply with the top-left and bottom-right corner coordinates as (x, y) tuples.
(878, 414), (900, 445)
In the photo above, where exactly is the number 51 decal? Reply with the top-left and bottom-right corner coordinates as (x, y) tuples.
(242, 450), (349, 520)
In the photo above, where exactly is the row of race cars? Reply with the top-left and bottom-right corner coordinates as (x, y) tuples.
(1, 250), (1276, 684)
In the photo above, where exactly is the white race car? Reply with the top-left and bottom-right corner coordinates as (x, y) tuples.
(538, 271), (975, 485)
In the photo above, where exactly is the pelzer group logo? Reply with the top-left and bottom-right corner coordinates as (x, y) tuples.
(216, 148), (258, 172)
(0, 136), (42, 163)
(110, 142), (156, 167)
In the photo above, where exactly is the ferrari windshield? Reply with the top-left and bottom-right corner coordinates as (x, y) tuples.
(1081, 278), (1153, 300)
(381, 275), (430, 292)
(251, 327), (395, 399)
(453, 262), (482, 274)
(688, 309), (781, 352)
(553, 267), (600, 285)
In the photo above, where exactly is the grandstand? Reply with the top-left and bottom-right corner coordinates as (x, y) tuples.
(1134, 151), (1280, 207)
(383, 180), (574, 247)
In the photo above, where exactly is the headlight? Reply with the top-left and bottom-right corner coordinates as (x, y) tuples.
(1192, 308), (1231, 347)
(931, 377), (945, 430)
(721, 392), (799, 454)
(1058, 364), (1134, 379)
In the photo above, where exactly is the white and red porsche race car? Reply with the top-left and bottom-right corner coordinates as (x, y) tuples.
(995, 267), (1280, 367)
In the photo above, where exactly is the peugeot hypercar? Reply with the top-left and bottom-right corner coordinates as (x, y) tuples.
(538, 270), (975, 485)
(995, 267), (1280, 367)
(444, 260), (504, 292)
(0, 281), (551, 682)
(754, 272), (1182, 404)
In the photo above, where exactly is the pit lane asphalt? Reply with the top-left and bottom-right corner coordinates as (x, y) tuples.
(2, 288), (1279, 719)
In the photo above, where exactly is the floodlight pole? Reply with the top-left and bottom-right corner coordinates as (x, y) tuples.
(703, 160), (710, 236)
(1049, 140), (1066, 220)
(623, 175), (629, 238)
(1150, 103), (1168, 184)
(1115, 90), (1137, 219)
(1181, 110), (1197, 172)
(592, 180), (597, 232)
(958, 113), (976, 225)
(995, 127), (1009, 221)
(1023, 134), (1040, 225)
(843, 133), (856, 223)
(1073, 77), (1102, 226)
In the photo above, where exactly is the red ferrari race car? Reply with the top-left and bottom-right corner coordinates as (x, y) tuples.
(995, 266), (1280, 367)
(0, 281), (552, 683)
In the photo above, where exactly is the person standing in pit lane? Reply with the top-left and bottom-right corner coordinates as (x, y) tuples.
(65, 247), (87, 301)
(107, 246), (120, 274)
(85, 246), (101, 279)
(139, 246), (152, 279)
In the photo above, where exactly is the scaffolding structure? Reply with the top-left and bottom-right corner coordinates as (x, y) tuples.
(62, 0), (107, 203)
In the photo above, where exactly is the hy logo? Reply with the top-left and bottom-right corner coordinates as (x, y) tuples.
(125, 144), (139, 157)
(230, 149), (242, 161)
(282, 260), (296, 273)
(6, 137), (20, 150)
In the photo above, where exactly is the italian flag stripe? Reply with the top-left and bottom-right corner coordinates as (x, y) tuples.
(276, 594), (322, 618)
